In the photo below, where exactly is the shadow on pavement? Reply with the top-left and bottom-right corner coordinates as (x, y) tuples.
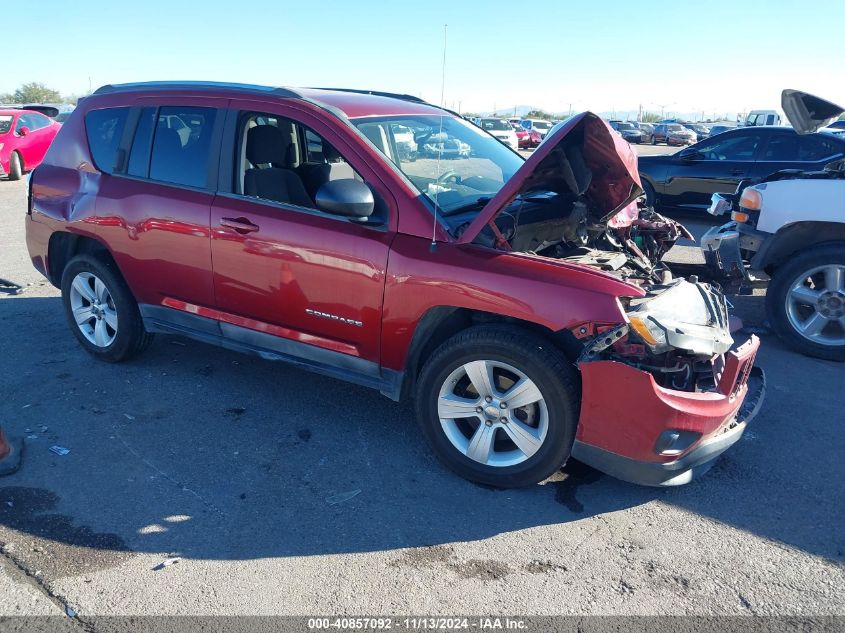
(0, 295), (842, 573)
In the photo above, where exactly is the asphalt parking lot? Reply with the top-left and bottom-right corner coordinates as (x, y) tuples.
(0, 169), (842, 620)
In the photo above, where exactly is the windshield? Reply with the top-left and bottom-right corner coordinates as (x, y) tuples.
(352, 114), (523, 215)
(533, 121), (552, 131)
(0, 115), (12, 134)
(618, 123), (637, 131)
(668, 124), (684, 131)
(481, 118), (511, 131)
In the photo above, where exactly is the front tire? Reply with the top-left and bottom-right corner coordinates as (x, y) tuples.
(415, 326), (580, 488)
(8, 152), (23, 181)
(767, 244), (845, 361)
(60, 254), (153, 362)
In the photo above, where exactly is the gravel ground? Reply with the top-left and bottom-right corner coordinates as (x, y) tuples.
(0, 175), (842, 622)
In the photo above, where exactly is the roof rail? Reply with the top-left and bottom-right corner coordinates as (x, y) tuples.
(306, 88), (428, 104)
(92, 81), (301, 99)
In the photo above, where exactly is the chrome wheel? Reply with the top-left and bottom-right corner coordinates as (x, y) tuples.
(437, 360), (548, 468)
(785, 264), (845, 347)
(69, 272), (118, 348)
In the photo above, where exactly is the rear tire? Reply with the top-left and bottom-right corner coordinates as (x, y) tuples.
(767, 245), (845, 361)
(60, 254), (153, 362)
(8, 152), (22, 181)
(415, 325), (580, 488)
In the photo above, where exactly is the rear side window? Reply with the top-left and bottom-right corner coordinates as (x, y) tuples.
(85, 108), (130, 174)
(799, 136), (841, 161)
(761, 134), (800, 161)
(149, 106), (217, 188)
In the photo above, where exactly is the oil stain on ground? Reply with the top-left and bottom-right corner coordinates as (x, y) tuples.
(553, 460), (604, 513)
(0, 486), (133, 580)
(391, 544), (511, 581)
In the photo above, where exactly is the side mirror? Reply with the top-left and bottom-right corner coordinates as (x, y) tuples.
(315, 179), (375, 219)
(18, 127), (30, 137)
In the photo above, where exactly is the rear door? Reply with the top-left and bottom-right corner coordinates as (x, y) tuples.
(661, 129), (764, 210)
(208, 100), (396, 371)
(86, 99), (226, 309)
(750, 131), (845, 178)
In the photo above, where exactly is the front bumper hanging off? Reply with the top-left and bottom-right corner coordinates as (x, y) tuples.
(572, 336), (765, 486)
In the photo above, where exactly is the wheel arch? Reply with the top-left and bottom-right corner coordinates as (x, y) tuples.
(47, 232), (121, 288)
(396, 306), (582, 401)
(753, 222), (845, 272)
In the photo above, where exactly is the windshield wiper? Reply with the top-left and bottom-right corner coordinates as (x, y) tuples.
(441, 196), (493, 216)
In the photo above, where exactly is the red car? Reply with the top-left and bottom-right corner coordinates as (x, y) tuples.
(25, 82), (764, 488)
(515, 124), (542, 149)
(0, 109), (61, 180)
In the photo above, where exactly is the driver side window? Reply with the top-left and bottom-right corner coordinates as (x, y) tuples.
(696, 133), (762, 161)
(235, 111), (374, 215)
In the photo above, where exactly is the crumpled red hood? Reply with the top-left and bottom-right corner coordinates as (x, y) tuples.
(456, 112), (643, 245)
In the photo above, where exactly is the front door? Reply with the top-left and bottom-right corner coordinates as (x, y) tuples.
(662, 130), (764, 210)
(209, 101), (396, 373)
(16, 113), (55, 167)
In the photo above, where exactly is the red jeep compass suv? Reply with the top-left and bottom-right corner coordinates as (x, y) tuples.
(25, 82), (765, 488)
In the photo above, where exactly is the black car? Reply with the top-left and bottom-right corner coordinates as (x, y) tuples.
(608, 120), (644, 143)
(683, 123), (710, 141)
(635, 122), (655, 143)
(708, 124), (734, 137)
(638, 126), (845, 212)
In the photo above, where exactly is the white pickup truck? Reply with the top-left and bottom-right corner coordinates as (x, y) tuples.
(702, 90), (845, 361)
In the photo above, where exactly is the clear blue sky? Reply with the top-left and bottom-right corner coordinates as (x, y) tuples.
(6, 0), (843, 119)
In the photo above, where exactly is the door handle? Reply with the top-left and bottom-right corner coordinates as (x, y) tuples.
(729, 169), (744, 176)
(220, 217), (259, 234)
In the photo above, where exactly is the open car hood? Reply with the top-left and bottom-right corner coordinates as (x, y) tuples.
(456, 112), (643, 245)
(781, 89), (844, 135)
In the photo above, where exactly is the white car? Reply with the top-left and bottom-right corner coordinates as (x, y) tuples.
(478, 118), (518, 150)
(520, 119), (553, 139)
(701, 90), (845, 361)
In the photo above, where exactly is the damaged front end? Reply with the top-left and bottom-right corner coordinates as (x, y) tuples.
(580, 278), (734, 391)
(571, 278), (765, 486)
(455, 111), (765, 485)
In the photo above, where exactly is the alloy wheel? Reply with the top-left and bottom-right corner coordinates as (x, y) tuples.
(437, 360), (549, 467)
(785, 264), (845, 347)
(69, 272), (118, 347)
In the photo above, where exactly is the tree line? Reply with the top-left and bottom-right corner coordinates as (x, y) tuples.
(0, 82), (84, 105)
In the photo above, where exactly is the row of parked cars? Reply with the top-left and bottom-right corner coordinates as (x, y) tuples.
(470, 115), (732, 152)
(468, 116), (557, 150)
(609, 120), (723, 146)
(0, 103), (72, 180)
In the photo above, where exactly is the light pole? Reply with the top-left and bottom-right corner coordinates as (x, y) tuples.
(651, 101), (675, 120)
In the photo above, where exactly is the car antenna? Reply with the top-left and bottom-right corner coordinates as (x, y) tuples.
(431, 23), (447, 253)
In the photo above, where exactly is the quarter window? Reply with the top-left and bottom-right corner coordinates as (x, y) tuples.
(149, 107), (217, 188)
(85, 108), (130, 174)
(798, 136), (841, 161)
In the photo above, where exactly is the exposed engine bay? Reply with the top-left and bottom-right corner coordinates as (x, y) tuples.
(451, 113), (693, 285)
(449, 113), (733, 394)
